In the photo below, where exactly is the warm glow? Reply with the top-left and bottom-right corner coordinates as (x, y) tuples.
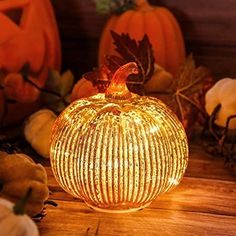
(50, 63), (188, 213)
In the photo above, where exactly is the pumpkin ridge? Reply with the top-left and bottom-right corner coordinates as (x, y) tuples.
(82, 125), (100, 204)
(158, 7), (185, 64)
(137, 111), (157, 203)
(113, 10), (134, 34)
(107, 11), (134, 58)
(144, 9), (167, 68)
(77, 123), (94, 203)
(90, 121), (104, 204)
(99, 124), (109, 204)
(111, 10), (135, 55)
(154, 8), (180, 75)
(127, 11), (144, 41)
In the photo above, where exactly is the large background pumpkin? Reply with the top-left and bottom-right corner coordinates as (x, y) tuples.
(99, 0), (185, 76)
(0, 0), (61, 127)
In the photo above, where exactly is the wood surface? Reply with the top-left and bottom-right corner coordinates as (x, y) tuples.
(37, 143), (236, 236)
(51, 0), (236, 79)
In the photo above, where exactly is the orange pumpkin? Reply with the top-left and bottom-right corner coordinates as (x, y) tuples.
(4, 73), (40, 103)
(0, 0), (61, 126)
(99, 0), (185, 76)
(71, 78), (99, 102)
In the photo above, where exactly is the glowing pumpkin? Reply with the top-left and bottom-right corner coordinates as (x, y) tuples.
(99, 0), (185, 76)
(50, 62), (188, 213)
(0, 0), (61, 126)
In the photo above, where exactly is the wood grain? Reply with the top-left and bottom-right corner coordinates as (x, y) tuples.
(38, 201), (236, 236)
(38, 143), (236, 236)
(51, 0), (236, 79)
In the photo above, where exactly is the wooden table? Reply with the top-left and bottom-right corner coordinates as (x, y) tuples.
(38, 143), (236, 236)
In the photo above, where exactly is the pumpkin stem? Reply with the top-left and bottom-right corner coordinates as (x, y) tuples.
(135, 0), (149, 8)
(96, 0), (135, 15)
(105, 62), (139, 100)
(13, 187), (32, 215)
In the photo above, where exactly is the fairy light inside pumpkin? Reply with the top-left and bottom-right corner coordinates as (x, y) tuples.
(50, 62), (189, 213)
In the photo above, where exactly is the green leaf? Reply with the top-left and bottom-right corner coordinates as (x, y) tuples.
(60, 70), (74, 96)
(96, 0), (111, 14)
(46, 69), (74, 96)
(42, 69), (74, 113)
(96, 0), (135, 15)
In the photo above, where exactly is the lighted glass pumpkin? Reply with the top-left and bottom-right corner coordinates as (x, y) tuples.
(0, 0), (61, 126)
(50, 62), (188, 213)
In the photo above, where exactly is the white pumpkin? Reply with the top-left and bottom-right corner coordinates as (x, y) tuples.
(0, 198), (38, 236)
(24, 109), (57, 158)
(205, 78), (236, 129)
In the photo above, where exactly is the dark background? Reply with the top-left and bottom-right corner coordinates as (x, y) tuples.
(51, 0), (236, 80)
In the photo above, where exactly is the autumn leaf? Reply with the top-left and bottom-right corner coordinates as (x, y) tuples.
(110, 31), (155, 83)
(104, 55), (126, 73)
(84, 32), (155, 95)
(163, 55), (211, 127)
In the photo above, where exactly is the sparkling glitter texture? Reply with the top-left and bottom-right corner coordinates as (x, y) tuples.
(50, 63), (189, 213)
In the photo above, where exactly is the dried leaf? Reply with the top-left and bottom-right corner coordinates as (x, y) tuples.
(110, 31), (155, 83)
(105, 55), (126, 73)
(163, 55), (211, 132)
(83, 65), (111, 93)
(82, 32), (154, 96)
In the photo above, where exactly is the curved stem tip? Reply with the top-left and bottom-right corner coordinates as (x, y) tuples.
(105, 62), (139, 100)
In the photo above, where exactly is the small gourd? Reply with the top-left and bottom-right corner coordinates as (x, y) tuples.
(0, 190), (39, 236)
(24, 109), (57, 158)
(0, 151), (49, 216)
(3, 73), (40, 103)
(205, 78), (236, 129)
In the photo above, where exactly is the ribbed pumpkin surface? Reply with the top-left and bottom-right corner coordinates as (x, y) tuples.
(50, 94), (188, 212)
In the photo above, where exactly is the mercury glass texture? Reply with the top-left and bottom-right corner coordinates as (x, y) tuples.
(50, 93), (188, 213)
